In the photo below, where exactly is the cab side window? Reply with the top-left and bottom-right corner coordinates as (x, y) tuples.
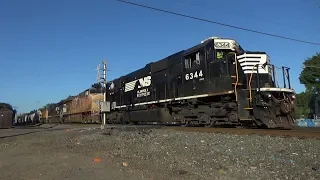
(184, 51), (202, 69)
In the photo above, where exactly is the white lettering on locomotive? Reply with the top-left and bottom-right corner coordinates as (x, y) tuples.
(185, 70), (203, 81)
(214, 42), (230, 49)
(125, 75), (152, 92)
(137, 88), (150, 97)
(138, 76), (151, 88)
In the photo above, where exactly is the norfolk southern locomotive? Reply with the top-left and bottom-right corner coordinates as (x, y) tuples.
(105, 36), (296, 129)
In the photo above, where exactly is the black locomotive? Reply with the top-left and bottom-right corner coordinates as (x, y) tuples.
(106, 36), (296, 129)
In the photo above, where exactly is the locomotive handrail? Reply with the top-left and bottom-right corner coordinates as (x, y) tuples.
(256, 64), (260, 92)
(249, 64), (262, 104)
(282, 66), (291, 89)
(248, 66), (255, 104)
(234, 53), (239, 102)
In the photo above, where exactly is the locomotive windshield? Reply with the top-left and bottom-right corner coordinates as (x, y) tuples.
(216, 49), (236, 61)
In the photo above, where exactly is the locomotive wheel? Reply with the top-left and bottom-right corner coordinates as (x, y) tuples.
(181, 117), (190, 127)
(181, 121), (190, 127)
(204, 119), (215, 127)
(198, 113), (213, 127)
(227, 113), (238, 123)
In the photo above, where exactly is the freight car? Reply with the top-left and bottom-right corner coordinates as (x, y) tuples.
(105, 36), (296, 129)
(16, 110), (41, 125)
(0, 103), (15, 128)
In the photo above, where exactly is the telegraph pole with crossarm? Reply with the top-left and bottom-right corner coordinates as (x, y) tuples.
(96, 60), (109, 130)
(102, 60), (107, 129)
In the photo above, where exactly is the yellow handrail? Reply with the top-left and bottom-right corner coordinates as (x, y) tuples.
(248, 66), (256, 104)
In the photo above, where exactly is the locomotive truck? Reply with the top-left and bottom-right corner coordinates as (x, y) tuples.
(105, 36), (296, 129)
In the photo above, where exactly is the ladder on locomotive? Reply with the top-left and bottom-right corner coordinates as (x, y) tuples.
(231, 54), (254, 121)
(231, 56), (283, 121)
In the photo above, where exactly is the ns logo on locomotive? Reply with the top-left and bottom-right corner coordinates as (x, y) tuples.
(106, 36), (296, 129)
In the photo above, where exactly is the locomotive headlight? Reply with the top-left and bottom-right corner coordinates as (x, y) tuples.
(291, 95), (296, 105)
(263, 93), (272, 99)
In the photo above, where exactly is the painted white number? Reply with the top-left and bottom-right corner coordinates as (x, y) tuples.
(185, 70), (203, 80)
(185, 73), (189, 80)
(194, 71), (198, 78)
(199, 70), (203, 77)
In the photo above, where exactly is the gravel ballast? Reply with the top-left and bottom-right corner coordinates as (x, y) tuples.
(0, 124), (319, 180)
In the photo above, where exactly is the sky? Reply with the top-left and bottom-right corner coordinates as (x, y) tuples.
(0, 0), (319, 113)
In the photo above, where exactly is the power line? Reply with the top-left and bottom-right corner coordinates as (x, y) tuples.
(117, 0), (320, 46)
(303, 65), (320, 69)
(175, 0), (314, 33)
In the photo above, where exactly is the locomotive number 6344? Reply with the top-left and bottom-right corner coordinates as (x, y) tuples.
(185, 70), (203, 81)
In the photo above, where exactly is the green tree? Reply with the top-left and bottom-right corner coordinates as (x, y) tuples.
(299, 52), (320, 91)
(295, 92), (310, 118)
(297, 52), (320, 118)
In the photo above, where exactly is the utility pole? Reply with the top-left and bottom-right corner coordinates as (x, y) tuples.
(102, 60), (107, 129)
(96, 60), (110, 130)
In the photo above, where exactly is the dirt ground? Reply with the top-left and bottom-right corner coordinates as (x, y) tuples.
(0, 124), (320, 180)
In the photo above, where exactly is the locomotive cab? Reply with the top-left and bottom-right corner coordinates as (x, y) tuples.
(181, 37), (245, 95)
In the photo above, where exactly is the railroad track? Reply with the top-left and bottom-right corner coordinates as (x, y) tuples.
(166, 126), (320, 140)
(15, 122), (320, 140)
